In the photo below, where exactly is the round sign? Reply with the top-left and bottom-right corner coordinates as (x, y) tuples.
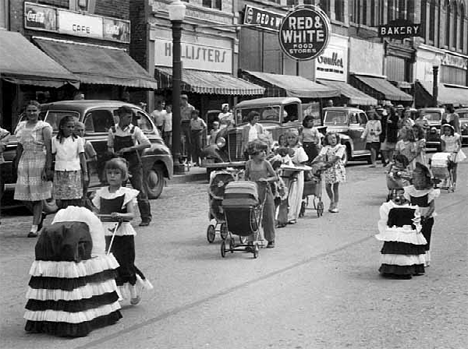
(278, 6), (331, 61)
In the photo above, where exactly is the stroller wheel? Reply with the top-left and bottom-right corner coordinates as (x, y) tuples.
(220, 223), (228, 240)
(206, 225), (216, 243)
(220, 241), (226, 258)
(253, 245), (259, 259)
(229, 237), (235, 252)
(317, 200), (324, 217)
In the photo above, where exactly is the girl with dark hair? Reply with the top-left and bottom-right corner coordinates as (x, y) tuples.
(14, 101), (53, 237)
(300, 115), (322, 162)
(443, 105), (461, 134)
(395, 126), (418, 170)
(440, 124), (466, 190)
(317, 132), (346, 213)
(93, 158), (153, 303)
(52, 115), (87, 209)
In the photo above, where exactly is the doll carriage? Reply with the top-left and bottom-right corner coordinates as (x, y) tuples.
(220, 181), (264, 259)
(430, 152), (454, 192)
(300, 160), (325, 217)
(206, 168), (244, 243)
(385, 154), (412, 201)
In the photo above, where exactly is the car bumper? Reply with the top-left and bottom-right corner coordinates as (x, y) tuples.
(201, 159), (245, 169)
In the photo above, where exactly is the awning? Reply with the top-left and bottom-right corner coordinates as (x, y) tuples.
(317, 79), (377, 106)
(154, 67), (265, 95)
(241, 70), (340, 99)
(415, 80), (468, 107)
(0, 31), (78, 88)
(351, 74), (413, 102)
(34, 38), (158, 89)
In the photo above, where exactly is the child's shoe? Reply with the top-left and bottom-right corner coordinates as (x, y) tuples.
(130, 295), (141, 305)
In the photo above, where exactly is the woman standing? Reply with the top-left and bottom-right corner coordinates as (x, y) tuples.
(241, 111), (265, 158)
(361, 109), (382, 167)
(285, 130), (308, 224)
(14, 101), (53, 237)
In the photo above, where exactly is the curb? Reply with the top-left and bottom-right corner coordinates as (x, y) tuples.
(169, 170), (208, 184)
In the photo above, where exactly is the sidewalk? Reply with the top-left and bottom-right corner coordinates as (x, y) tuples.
(169, 166), (208, 184)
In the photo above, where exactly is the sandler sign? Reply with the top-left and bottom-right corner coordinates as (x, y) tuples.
(278, 6), (331, 61)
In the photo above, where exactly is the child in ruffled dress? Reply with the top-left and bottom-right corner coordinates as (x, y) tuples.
(403, 162), (440, 267)
(92, 158), (153, 305)
(375, 188), (427, 279)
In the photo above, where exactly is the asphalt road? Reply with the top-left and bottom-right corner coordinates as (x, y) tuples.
(0, 153), (467, 349)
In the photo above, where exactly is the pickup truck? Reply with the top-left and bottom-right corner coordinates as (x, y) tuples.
(201, 97), (370, 171)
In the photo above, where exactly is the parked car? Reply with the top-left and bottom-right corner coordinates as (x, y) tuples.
(419, 107), (445, 150)
(455, 108), (468, 144)
(322, 107), (371, 165)
(201, 97), (307, 172)
(1, 100), (173, 211)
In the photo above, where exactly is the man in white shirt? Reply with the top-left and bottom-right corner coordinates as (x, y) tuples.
(108, 106), (152, 226)
(150, 100), (167, 135)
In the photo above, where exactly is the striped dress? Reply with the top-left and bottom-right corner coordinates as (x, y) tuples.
(14, 121), (52, 201)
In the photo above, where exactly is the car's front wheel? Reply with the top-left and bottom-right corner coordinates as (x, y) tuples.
(145, 165), (165, 199)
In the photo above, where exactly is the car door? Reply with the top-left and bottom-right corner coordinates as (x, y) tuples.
(348, 111), (367, 153)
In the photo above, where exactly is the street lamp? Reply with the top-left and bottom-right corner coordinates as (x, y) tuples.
(432, 57), (441, 107)
(169, 0), (186, 174)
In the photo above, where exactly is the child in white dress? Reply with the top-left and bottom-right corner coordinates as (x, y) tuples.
(440, 124), (466, 190)
(92, 158), (153, 305)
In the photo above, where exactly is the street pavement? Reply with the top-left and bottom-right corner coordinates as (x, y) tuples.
(0, 152), (467, 349)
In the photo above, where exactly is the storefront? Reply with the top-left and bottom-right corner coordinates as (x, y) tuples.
(315, 34), (377, 107)
(22, 2), (157, 100)
(384, 41), (416, 96)
(349, 37), (413, 105)
(414, 44), (468, 107)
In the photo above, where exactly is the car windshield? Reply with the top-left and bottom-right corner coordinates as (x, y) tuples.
(457, 111), (468, 119)
(235, 106), (281, 124)
(44, 111), (80, 131)
(323, 111), (348, 126)
(423, 112), (442, 122)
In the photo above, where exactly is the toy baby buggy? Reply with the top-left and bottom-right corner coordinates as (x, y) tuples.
(206, 168), (244, 243)
(386, 154), (412, 201)
(430, 152), (455, 192)
(220, 181), (265, 259)
(300, 159), (327, 217)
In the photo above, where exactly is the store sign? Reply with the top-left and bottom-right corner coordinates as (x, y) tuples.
(379, 20), (421, 38)
(155, 39), (232, 73)
(243, 5), (284, 31)
(316, 37), (347, 81)
(442, 53), (468, 70)
(23, 2), (130, 43)
(24, 3), (57, 31)
(57, 11), (103, 39)
(278, 6), (331, 61)
(103, 18), (130, 43)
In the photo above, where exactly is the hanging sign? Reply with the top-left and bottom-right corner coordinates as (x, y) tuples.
(278, 6), (331, 61)
(378, 19), (422, 38)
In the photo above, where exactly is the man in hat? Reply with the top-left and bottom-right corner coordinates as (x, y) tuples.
(218, 103), (234, 129)
(180, 94), (195, 162)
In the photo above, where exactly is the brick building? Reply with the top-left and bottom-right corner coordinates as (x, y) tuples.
(0, 0), (157, 130)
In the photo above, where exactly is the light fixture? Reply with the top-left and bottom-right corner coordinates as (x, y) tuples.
(168, 0), (186, 21)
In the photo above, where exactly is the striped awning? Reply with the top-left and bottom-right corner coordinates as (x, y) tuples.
(155, 67), (265, 95)
(416, 80), (468, 107)
(351, 74), (413, 102)
(317, 79), (378, 106)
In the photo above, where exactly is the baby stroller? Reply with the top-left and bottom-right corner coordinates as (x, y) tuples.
(220, 181), (264, 259)
(430, 152), (454, 192)
(300, 160), (326, 217)
(206, 170), (236, 243)
(385, 154), (412, 201)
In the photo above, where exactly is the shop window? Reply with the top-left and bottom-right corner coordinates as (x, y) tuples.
(202, 0), (221, 10)
(453, 5), (458, 49)
(398, 0), (407, 19)
(69, 0), (96, 13)
(319, 0), (330, 16)
(335, 0), (344, 22)
(0, 0), (7, 28)
(429, 1), (435, 41)
(421, 0), (427, 41)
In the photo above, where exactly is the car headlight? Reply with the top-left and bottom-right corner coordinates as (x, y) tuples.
(430, 127), (437, 133)
(216, 137), (226, 148)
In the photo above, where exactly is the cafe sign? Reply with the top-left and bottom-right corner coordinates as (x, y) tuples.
(278, 6), (331, 61)
(378, 19), (422, 39)
(24, 2), (130, 43)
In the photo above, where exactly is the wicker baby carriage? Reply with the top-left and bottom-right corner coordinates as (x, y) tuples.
(430, 152), (454, 192)
(300, 160), (326, 217)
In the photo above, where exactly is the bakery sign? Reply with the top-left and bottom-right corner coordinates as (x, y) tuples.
(24, 2), (130, 43)
(378, 19), (422, 39)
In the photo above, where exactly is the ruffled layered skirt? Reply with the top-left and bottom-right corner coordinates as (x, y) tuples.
(376, 227), (427, 277)
(24, 254), (122, 337)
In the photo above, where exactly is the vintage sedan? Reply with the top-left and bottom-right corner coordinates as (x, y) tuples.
(322, 107), (371, 165)
(455, 108), (468, 144)
(419, 107), (445, 150)
(1, 100), (173, 211)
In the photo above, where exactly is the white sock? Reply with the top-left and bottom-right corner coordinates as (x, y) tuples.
(30, 225), (38, 233)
